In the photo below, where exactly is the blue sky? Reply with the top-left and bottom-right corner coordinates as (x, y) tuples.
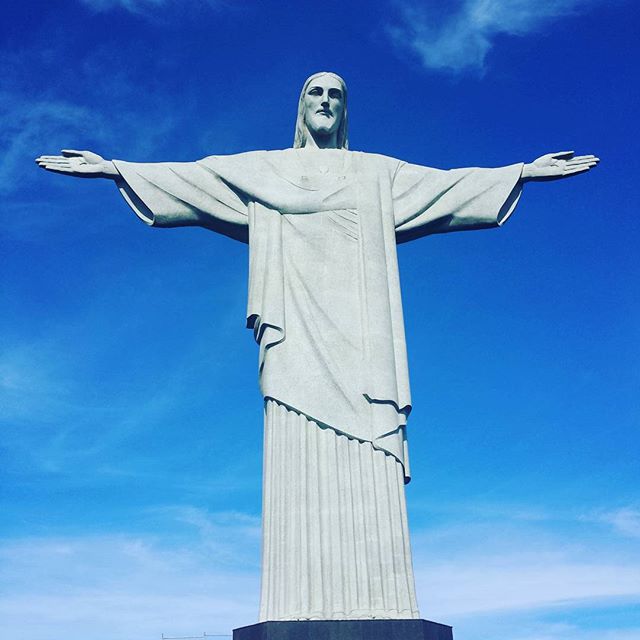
(1, 1), (639, 639)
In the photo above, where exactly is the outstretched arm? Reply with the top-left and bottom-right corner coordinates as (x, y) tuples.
(36, 149), (120, 179)
(392, 150), (599, 243)
(521, 151), (599, 182)
(37, 149), (251, 242)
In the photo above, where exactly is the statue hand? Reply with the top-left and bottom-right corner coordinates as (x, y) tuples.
(521, 151), (599, 182)
(35, 149), (119, 179)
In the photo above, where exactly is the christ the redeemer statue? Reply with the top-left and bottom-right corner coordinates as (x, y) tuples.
(37, 72), (598, 623)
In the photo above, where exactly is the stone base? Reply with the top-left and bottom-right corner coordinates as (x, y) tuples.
(233, 619), (453, 640)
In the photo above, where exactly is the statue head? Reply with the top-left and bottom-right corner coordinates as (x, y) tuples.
(294, 72), (348, 149)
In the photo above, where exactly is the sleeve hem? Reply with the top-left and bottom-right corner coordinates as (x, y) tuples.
(112, 160), (156, 226)
(497, 162), (524, 227)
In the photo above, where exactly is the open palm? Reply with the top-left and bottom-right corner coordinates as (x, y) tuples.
(523, 151), (599, 181)
(35, 150), (118, 178)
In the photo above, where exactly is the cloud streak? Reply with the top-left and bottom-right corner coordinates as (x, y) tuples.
(79, 0), (221, 14)
(584, 507), (640, 538)
(0, 534), (259, 640)
(417, 552), (640, 616)
(388, 0), (599, 74)
(2, 504), (639, 640)
(0, 36), (187, 205)
(0, 92), (105, 196)
(408, 502), (640, 620)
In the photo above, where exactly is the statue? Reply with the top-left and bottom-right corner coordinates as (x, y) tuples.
(36, 72), (598, 624)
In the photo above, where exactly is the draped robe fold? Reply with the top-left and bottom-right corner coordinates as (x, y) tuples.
(113, 148), (523, 619)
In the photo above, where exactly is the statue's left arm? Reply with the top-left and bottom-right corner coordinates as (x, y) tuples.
(393, 151), (598, 243)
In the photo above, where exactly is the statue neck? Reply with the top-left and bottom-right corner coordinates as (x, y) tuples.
(303, 127), (339, 150)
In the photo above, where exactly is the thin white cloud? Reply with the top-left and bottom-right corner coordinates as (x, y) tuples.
(2, 505), (639, 640)
(0, 40), (182, 202)
(0, 534), (259, 640)
(455, 619), (640, 640)
(0, 92), (105, 196)
(0, 335), (196, 474)
(584, 507), (640, 538)
(388, 0), (598, 74)
(153, 506), (261, 566)
(410, 510), (640, 618)
(510, 628), (640, 640)
(80, 0), (176, 12)
(0, 272), (251, 480)
(79, 0), (221, 14)
(416, 552), (640, 616)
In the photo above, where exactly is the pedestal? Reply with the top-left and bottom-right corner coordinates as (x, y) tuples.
(233, 619), (453, 640)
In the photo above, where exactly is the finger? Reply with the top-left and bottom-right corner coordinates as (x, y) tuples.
(570, 155), (598, 162)
(37, 155), (66, 162)
(61, 149), (85, 157)
(37, 160), (67, 168)
(43, 165), (74, 174)
(567, 160), (598, 168)
(551, 150), (575, 159)
(39, 160), (73, 168)
(564, 166), (592, 176)
(566, 159), (599, 168)
(38, 160), (71, 169)
(39, 157), (72, 164)
(40, 159), (73, 167)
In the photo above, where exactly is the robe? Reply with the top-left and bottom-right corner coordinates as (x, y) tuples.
(113, 149), (523, 482)
(113, 148), (523, 620)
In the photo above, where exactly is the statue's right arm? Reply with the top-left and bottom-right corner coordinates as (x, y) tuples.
(36, 149), (250, 242)
(36, 150), (120, 180)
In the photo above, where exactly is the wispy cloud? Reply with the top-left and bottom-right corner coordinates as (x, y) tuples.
(0, 264), (251, 481)
(417, 551), (640, 616)
(2, 505), (639, 640)
(79, 0), (222, 14)
(454, 617), (640, 640)
(388, 0), (599, 74)
(0, 39), (182, 203)
(0, 92), (105, 196)
(584, 507), (640, 538)
(0, 337), (118, 427)
(0, 533), (259, 640)
(0, 336), (177, 476)
(154, 506), (261, 566)
(511, 628), (640, 640)
(410, 506), (640, 619)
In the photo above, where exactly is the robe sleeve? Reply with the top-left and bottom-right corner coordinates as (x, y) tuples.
(112, 158), (250, 243)
(392, 161), (524, 244)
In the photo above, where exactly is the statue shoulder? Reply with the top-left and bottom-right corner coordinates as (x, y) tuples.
(347, 150), (404, 177)
(198, 149), (272, 172)
(199, 149), (269, 162)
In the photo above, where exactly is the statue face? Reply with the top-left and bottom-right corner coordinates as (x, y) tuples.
(303, 75), (345, 139)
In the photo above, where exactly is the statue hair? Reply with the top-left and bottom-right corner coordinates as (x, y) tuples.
(293, 72), (349, 150)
